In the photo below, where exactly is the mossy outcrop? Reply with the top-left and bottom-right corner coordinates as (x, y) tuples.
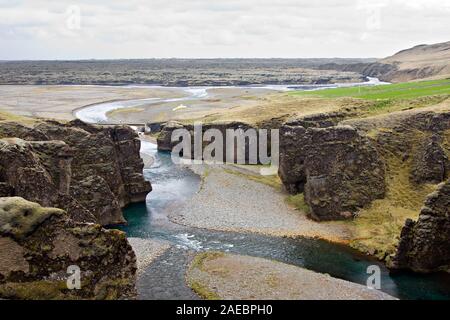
(279, 123), (385, 220)
(279, 107), (450, 270)
(389, 180), (450, 273)
(0, 119), (151, 225)
(0, 197), (136, 299)
(410, 134), (448, 184)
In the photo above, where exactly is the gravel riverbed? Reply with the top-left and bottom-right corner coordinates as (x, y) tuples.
(128, 237), (171, 275)
(187, 253), (397, 300)
(169, 167), (350, 242)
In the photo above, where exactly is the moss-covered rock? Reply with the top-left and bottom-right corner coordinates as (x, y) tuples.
(389, 180), (450, 273)
(279, 124), (385, 220)
(0, 197), (63, 239)
(0, 197), (136, 300)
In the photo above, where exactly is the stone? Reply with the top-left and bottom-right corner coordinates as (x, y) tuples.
(389, 180), (450, 273)
(410, 134), (448, 184)
(279, 124), (386, 220)
(156, 120), (263, 164)
(0, 119), (151, 225)
(0, 197), (137, 300)
(278, 125), (307, 194)
(157, 121), (185, 152)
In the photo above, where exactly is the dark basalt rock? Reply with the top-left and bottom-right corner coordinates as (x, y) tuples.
(345, 110), (450, 185)
(279, 124), (386, 220)
(0, 138), (93, 220)
(278, 125), (308, 194)
(0, 120), (151, 225)
(157, 121), (185, 152)
(304, 126), (386, 221)
(315, 62), (398, 81)
(280, 109), (450, 221)
(156, 120), (271, 164)
(389, 180), (450, 273)
(0, 197), (136, 299)
(410, 135), (448, 184)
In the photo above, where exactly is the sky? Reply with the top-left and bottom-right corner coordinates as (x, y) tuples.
(0, 0), (449, 60)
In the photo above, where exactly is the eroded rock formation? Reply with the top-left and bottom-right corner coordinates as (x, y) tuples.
(0, 119), (151, 225)
(410, 135), (448, 184)
(280, 109), (450, 222)
(0, 197), (136, 299)
(279, 124), (385, 220)
(389, 180), (450, 273)
(156, 120), (272, 164)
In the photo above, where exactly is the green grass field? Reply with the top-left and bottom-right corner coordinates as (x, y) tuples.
(290, 78), (450, 100)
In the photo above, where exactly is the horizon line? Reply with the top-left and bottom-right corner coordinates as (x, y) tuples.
(0, 57), (380, 62)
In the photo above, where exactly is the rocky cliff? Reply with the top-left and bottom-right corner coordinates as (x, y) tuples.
(0, 197), (136, 299)
(316, 62), (397, 82)
(157, 120), (274, 164)
(278, 106), (450, 270)
(279, 123), (386, 220)
(280, 109), (450, 217)
(389, 180), (450, 273)
(0, 119), (151, 225)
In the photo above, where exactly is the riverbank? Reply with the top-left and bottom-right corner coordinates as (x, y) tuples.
(0, 85), (183, 121)
(0, 85), (278, 124)
(169, 165), (350, 244)
(128, 238), (171, 275)
(187, 252), (396, 300)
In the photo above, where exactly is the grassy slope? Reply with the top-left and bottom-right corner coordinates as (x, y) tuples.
(286, 80), (450, 260)
(289, 79), (450, 100)
(0, 110), (38, 125)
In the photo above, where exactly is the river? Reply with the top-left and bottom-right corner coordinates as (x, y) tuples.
(76, 83), (450, 300)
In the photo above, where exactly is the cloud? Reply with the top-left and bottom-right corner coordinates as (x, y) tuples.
(0, 0), (449, 59)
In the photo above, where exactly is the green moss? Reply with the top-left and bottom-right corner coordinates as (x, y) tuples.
(286, 193), (311, 214)
(190, 251), (225, 272)
(0, 280), (71, 300)
(189, 281), (221, 300)
(348, 134), (439, 260)
(93, 278), (134, 300)
(0, 197), (64, 239)
(187, 252), (224, 300)
(223, 168), (282, 190)
(361, 95), (448, 117)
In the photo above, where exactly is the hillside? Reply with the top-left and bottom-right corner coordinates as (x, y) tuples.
(381, 41), (450, 82)
(316, 41), (450, 83)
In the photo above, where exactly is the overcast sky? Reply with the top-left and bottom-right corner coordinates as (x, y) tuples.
(0, 0), (449, 60)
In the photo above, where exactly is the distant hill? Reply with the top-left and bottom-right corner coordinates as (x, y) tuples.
(316, 41), (450, 83)
(380, 41), (450, 82)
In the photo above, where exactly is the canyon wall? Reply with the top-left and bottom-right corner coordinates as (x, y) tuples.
(157, 120), (275, 164)
(0, 119), (151, 226)
(279, 124), (386, 220)
(278, 108), (450, 271)
(389, 180), (450, 273)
